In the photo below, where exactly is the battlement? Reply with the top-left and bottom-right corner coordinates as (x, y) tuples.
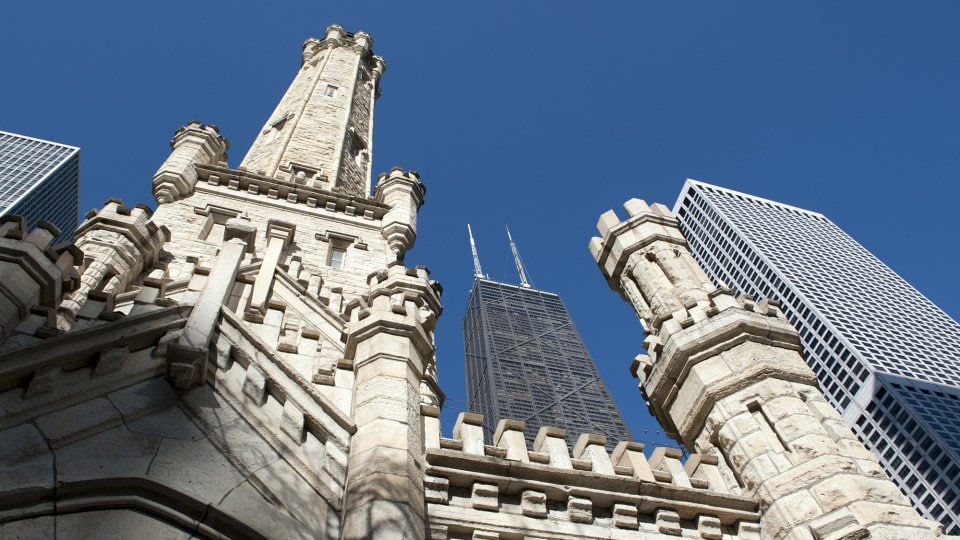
(170, 121), (228, 151)
(422, 411), (760, 538)
(301, 24), (386, 79)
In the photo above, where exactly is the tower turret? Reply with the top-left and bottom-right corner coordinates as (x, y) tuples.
(591, 199), (942, 538)
(60, 199), (169, 320)
(374, 168), (425, 258)
(0, 217), (80, 342)
(239, 24), (386, 197)
(152, 121), (229, 203)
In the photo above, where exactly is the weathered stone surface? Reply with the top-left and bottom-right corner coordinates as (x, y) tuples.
(147, 435), (249, 502)
(56, 425), (159, 482)
(35, 397), (121, 448)
(471, 482), (499, 512)
(520, 489), (547, 518)
(56, 509), (191, 540)
(567, 496), (593, 524)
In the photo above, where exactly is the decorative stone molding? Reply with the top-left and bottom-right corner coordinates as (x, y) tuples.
(425, 412), (759, 538)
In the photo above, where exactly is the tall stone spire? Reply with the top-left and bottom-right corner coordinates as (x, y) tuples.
(591, 199), (943, 539)
(239, 24), (386, 198)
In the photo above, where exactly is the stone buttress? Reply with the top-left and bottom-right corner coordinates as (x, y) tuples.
(591, 199), (947, 539)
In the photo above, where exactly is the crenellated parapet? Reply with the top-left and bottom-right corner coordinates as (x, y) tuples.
(301, 24), (386, 90)
(0, 217), (81, 342)
(592, 199), (944, 538)
(61, 199), (170, 321)
(422, 411), (761, 539)
(374, 167), (426, 259)
(152, 121), (229, 204)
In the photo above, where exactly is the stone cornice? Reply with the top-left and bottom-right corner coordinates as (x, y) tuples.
(195, 164), (390, 221)
(643, 307), (818, 444)
(426, 449), (759, 523)
(648, 308), (804, 399)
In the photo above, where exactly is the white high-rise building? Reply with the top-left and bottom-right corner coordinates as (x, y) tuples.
(0, 130), (79, 244)
(673, 179), (960, 533)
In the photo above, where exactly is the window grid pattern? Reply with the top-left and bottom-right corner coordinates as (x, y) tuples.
(674, 180), (960, 534)
(463, 278), (631, 452)
(856, 379), (960, 530)
(0, 131), (79, 244)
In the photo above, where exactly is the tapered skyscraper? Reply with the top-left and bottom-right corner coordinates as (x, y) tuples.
(462, 227), (631, 451)
(674, 179), (960, 533)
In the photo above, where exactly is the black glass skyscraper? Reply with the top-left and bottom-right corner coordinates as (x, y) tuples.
(463, 276), (632, 451)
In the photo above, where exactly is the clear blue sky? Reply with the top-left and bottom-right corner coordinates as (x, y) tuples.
(3, 2), (958, 446)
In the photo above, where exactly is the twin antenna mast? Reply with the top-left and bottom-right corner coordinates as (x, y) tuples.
(467, 224), (485, 279)
(466, 224), (533, 288)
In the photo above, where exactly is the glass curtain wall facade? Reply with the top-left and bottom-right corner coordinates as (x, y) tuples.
(674, 179), (960, 533)
(0, 130), (80, 244)
(463, 277), (631, 452)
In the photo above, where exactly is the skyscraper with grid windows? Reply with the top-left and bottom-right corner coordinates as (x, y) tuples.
(0, 130), (79, 245)
(673, 179), (960, 533)
(462, 229), (632, 452)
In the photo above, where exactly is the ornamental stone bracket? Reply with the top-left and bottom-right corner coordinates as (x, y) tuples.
(243, 219), (295, 324)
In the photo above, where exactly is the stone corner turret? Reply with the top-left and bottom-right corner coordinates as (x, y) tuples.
(0, 216), (82, 343)
(591, 196), (945, 539)
(152, 121), (229, 204)
(374, 167), (426, 259)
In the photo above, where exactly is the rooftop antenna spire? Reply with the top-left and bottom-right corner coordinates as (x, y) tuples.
(468, 224), (485, 279)
(506, 226), (532, 288)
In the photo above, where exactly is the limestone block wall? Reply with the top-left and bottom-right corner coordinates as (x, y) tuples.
(0, 259), (348, 539)
(0, 376), (338, 539)
(423, 411), (762, 539)
(148, 164), (413, 310)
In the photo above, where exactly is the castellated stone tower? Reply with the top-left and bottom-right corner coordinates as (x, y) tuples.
(590, 199), (947, 539)
(0, 25), (438, 539)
